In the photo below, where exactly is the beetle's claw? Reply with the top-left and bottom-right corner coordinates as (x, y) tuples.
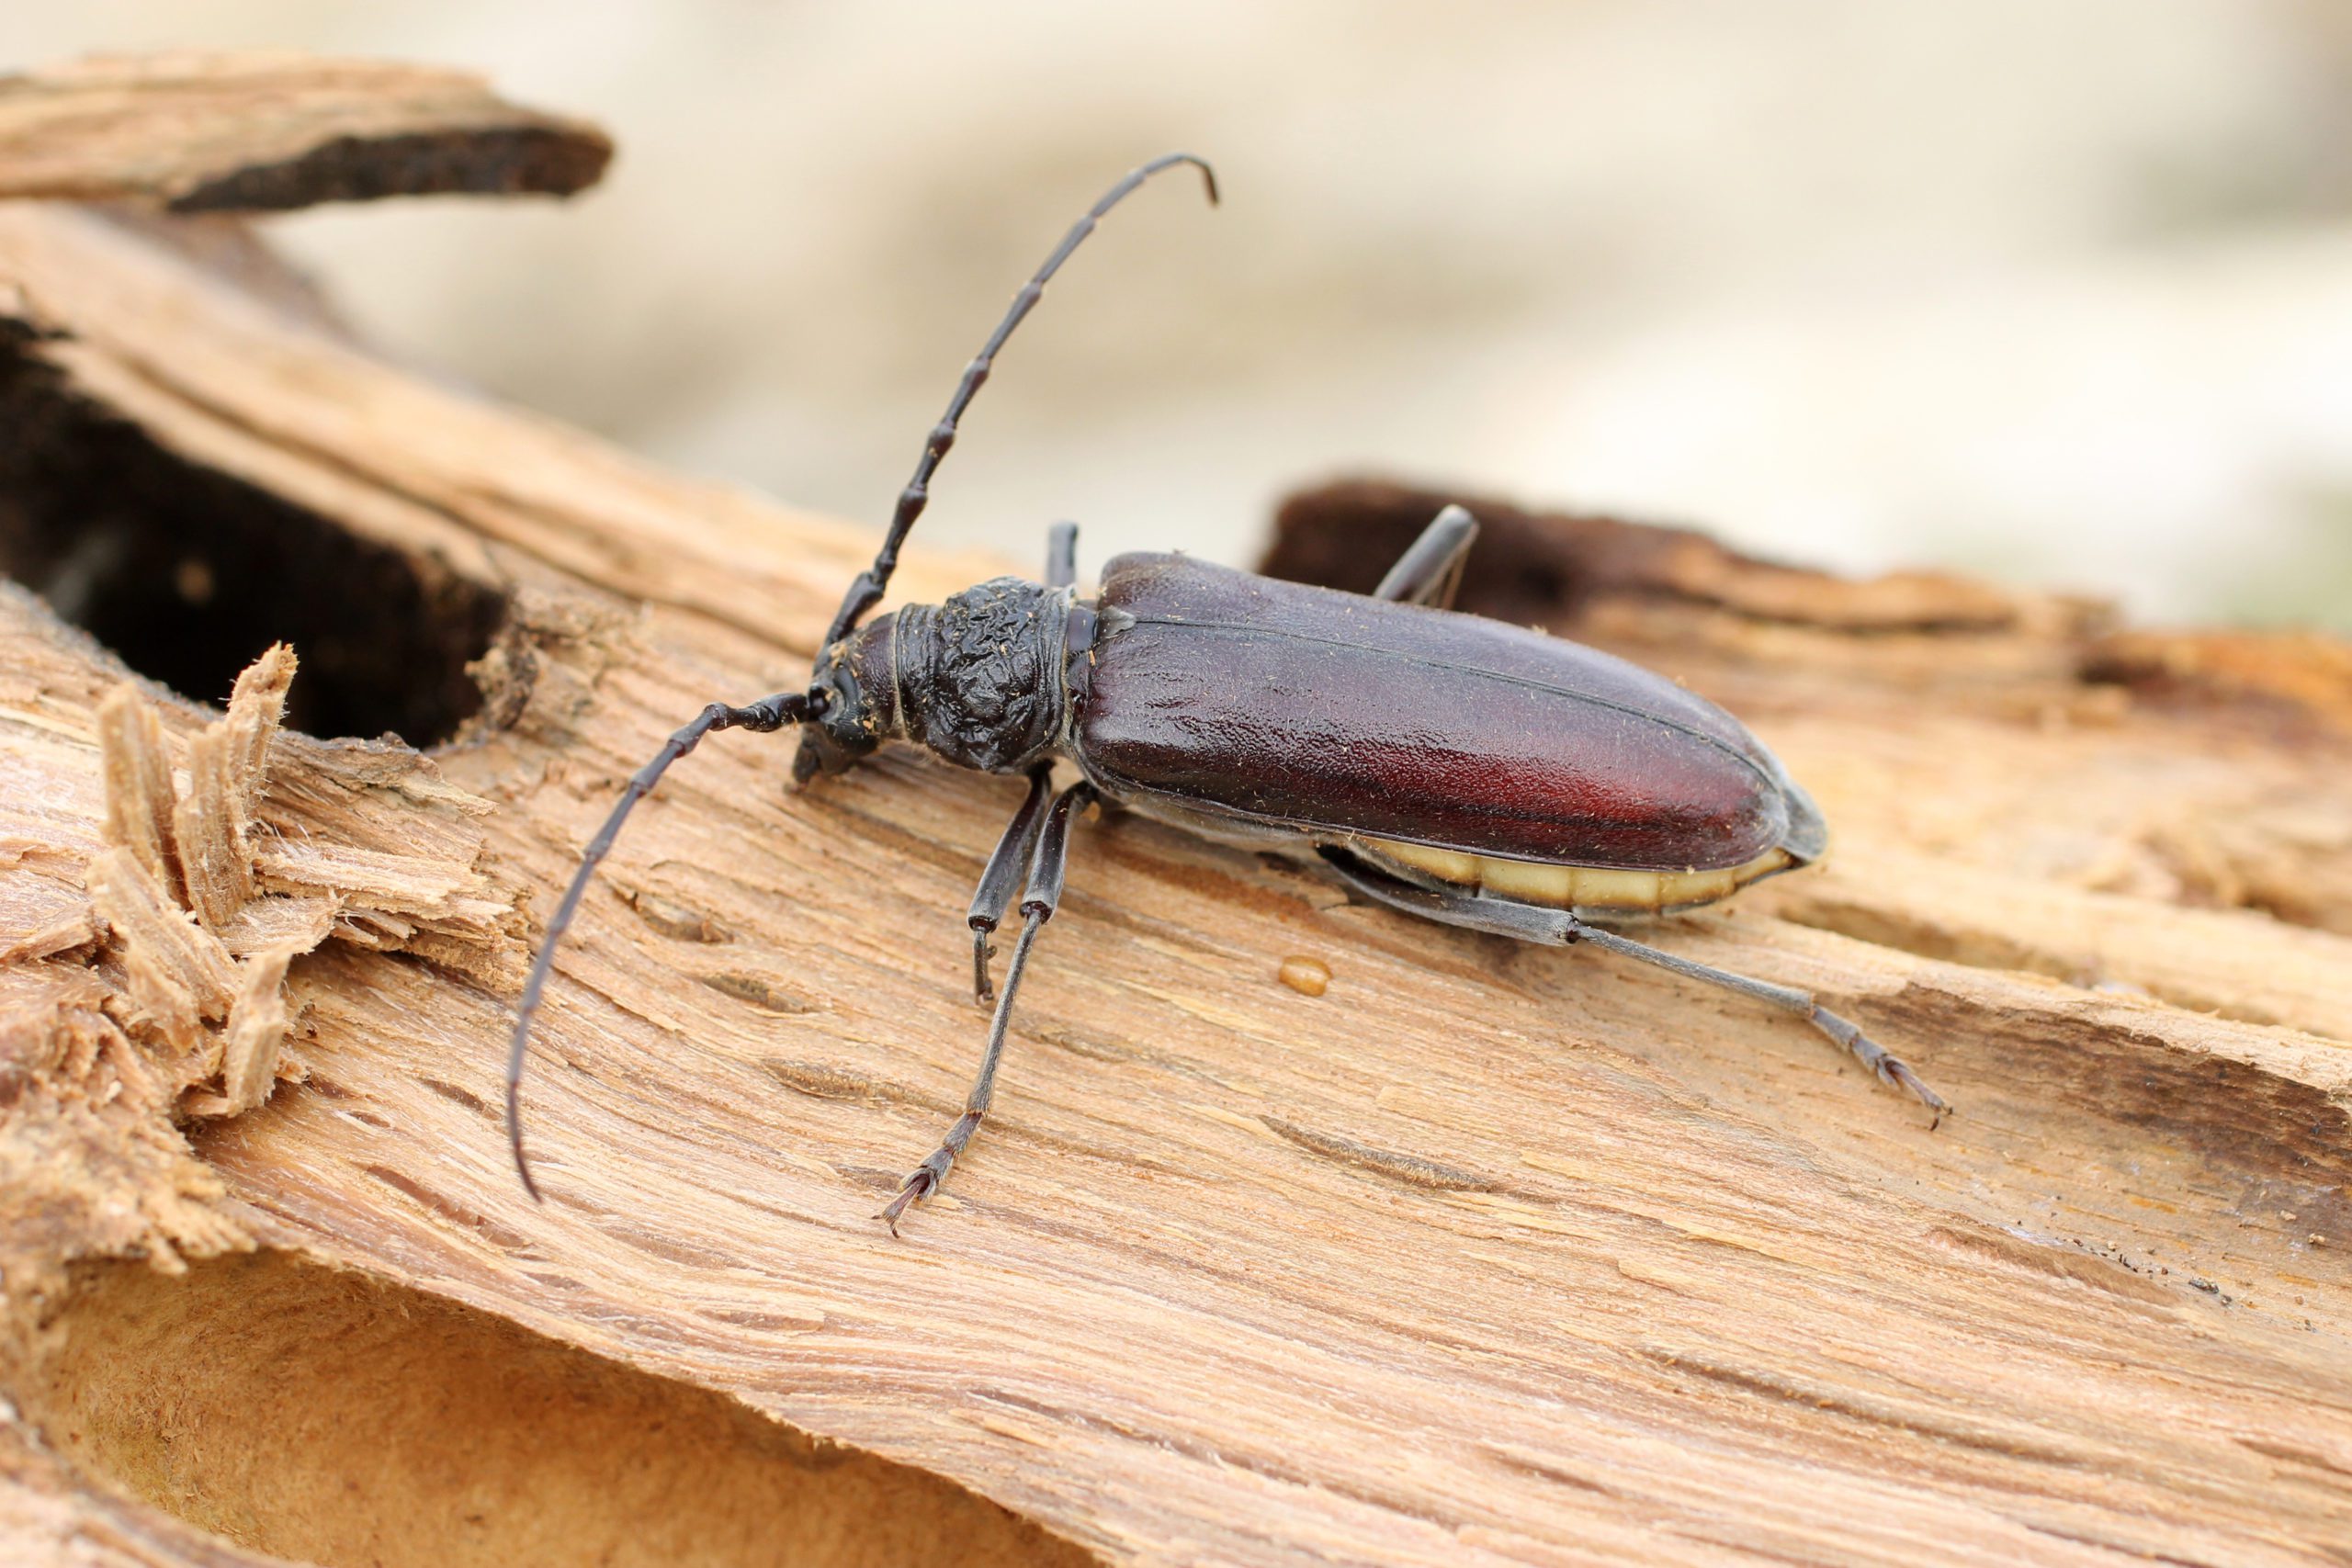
(1809, 1003), (1949, 1124)
(1881, 1055), (1951, 1125)
(877, 1170), (933, 1236)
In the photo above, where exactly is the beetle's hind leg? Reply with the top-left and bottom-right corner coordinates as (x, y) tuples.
(1374, 503), (1479, 608)
(1571, 925), (1948, 1122)
(1316, 846), (1948, 1122)
(884, 782), (1095, 1234)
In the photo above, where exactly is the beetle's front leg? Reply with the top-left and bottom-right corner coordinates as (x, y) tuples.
(1316, 846), (1948, 1122)
(967, 766), (1055, 1003)
(885, 781), (1096, 1234)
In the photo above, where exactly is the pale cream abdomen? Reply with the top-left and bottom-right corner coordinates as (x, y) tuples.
(1361, 838), (1796, 914)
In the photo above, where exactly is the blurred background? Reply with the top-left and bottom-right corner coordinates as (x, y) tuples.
(13, 2), (2352, 627)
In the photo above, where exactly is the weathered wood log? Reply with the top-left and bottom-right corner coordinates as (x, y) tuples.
(3, 54), (2349, 1568)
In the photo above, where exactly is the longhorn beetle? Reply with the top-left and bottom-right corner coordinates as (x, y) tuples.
(504, 152), (1947, 1233)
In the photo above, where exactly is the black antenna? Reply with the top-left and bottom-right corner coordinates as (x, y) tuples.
(505, 690), (818, 1200)
(818, 152), (1219, 650)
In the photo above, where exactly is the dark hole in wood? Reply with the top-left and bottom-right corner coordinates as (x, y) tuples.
(0, 337), (504, 746)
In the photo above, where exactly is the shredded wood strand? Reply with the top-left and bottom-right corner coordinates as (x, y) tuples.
(95, 683), (184, 903)
(218, 942), (296, 1114)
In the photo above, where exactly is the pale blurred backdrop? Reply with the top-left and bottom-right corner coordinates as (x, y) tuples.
(13, 3), (2352, 626)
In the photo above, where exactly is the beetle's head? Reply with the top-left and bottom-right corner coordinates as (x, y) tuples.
(793, 578), (1068, 784)
(790, 612), (901, 784)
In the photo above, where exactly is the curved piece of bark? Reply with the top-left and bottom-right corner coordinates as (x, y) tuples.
(0, 52), (610, 211)
(1263, 477), (2056, 635)
(1, 183), (2349, 1567)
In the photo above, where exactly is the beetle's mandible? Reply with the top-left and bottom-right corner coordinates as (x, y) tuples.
(504, 152), (1947, 1233)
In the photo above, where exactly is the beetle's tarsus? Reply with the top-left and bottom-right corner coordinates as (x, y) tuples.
(1811, 1004), (1950, 1120)
(880, 1136), (965, 1235)
(1884, 1057), (1951, 1128)
(878, 1170), (933, 1235)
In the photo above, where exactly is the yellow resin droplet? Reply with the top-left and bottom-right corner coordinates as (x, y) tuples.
(1277, 955), (1331, 997)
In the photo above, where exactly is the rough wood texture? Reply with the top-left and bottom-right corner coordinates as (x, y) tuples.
(2, 85), (2349, 1568)
(0, 52), (610, 210)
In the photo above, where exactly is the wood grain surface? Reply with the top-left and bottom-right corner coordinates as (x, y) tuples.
(1, 59), (2349, 1568)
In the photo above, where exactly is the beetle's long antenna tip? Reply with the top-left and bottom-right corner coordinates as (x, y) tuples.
(1186, 154), (1221, 207)
(506, 1079), (545, 1204)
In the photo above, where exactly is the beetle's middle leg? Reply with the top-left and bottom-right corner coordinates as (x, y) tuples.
(1373, 503), (1479, 607)
(884, 781), (1096, 1234)
(1045, 520), (1079, 589)
(1317, 846), (1948, 1121)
